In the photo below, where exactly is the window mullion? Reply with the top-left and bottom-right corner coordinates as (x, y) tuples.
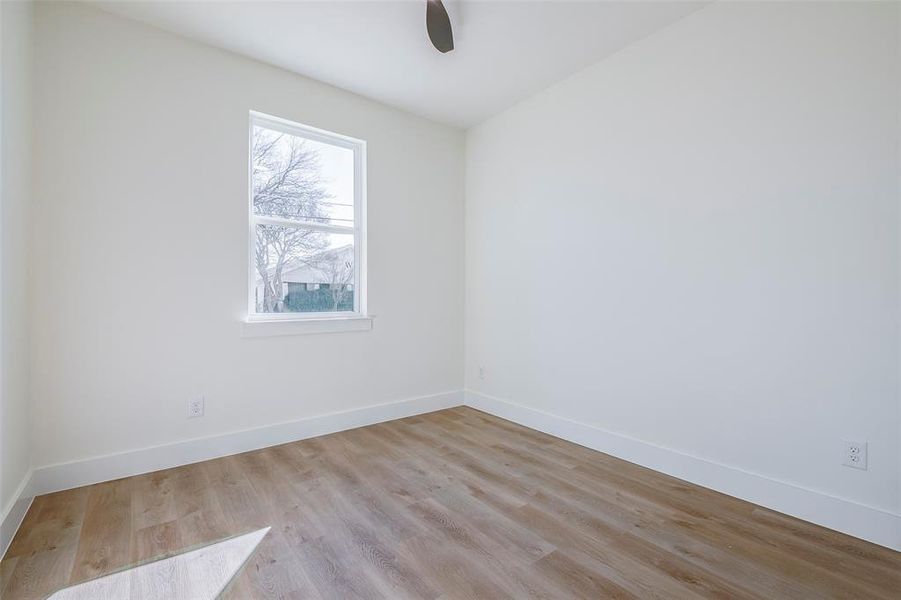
(252, 215), (354, 235)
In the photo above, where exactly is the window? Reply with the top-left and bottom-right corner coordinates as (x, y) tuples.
(248, 112), (365, 324)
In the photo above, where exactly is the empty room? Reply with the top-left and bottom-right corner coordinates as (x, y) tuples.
(1, 0), (899, 597)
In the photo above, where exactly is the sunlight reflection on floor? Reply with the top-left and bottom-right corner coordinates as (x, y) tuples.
(48, 528), (269, 600)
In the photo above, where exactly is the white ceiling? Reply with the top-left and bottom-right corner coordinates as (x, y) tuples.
(92, 1), (707, 128)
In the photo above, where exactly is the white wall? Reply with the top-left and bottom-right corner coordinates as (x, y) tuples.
(466, 0), (900, 528)
(19, 0), (901, 551)
(1, 0), (33, 527)
(31, 2), (464, 467)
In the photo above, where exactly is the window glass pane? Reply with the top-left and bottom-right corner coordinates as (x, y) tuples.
(252, 125), (354, 226)
(253, 224), (354, 314)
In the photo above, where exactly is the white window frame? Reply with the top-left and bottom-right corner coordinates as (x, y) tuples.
(244, 111), (369, 335)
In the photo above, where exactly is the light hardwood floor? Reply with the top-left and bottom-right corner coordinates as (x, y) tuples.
(2, 407), (899, 599)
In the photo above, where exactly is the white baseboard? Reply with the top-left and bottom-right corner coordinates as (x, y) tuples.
(464, 390), (901, 552)
(1, 470), (34, 559)
(31, 390), (464, 497)
(17, 388), (900, 554)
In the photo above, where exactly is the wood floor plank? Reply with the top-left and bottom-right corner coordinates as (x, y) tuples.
(435, 417), (871, 598)
(67, 477), (134, 585)
(0, 554), (18, 598)
(241, 529), (320, 599)
(405, 497), (560, 598)
(292, 533), (386, 600)
(396, 533), (515, 600)
(2, 407), (898, 599)
(4, 488), (89, 560)
(461, 437), (857, 598)
(131, 469), (179, 532)
(130, 521), (180, 565)
(533, 549), (638, 599)
(3, 542), (79, 600)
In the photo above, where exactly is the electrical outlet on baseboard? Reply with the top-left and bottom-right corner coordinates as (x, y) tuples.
(188, 396), (205, 419)
(842, 440), (867, 470)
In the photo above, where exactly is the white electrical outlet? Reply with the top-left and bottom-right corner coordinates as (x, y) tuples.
(478, 366), (485, 380)
(188, 396), (204, 419)
(842, 440), (867, 470)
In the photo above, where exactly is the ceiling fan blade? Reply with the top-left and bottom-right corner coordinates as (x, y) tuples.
(426, 0), (454, 53)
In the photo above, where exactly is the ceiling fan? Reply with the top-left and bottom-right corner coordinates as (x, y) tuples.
(426, 0), (454, 53)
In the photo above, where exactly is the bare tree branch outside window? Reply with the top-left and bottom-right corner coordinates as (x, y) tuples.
(316, 254), (354, 311)
(252, 127), (331, 312)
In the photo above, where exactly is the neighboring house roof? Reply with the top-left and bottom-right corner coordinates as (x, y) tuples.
(258, 244), (353, 286)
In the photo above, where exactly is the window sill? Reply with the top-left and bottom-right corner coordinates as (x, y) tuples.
(242, 315), (373, 337)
